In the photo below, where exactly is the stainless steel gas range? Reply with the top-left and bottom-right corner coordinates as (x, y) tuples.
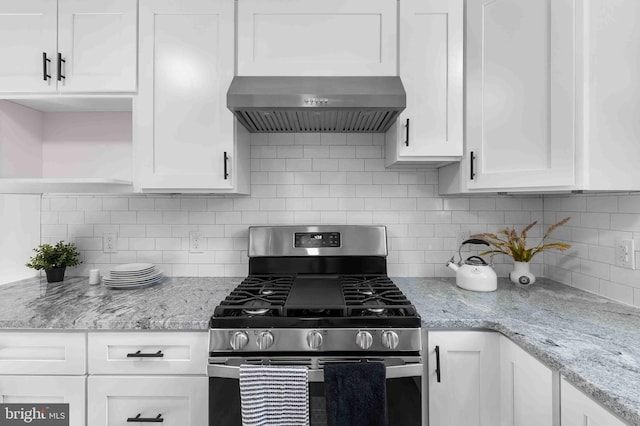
(208, 225), (423, 426)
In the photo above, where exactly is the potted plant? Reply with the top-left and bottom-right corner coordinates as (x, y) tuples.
(25, 241), (81, 283)
(471, 217), (571, 286)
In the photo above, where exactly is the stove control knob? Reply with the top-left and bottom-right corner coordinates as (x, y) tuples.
(381, 331), (399, 350)
(356, 331), (373, 350)
(230, 331), (249, 350)
(306, 331), (323, 350)
(256, 331), (275, 350)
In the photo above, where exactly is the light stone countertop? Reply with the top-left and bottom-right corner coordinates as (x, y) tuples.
(0, 275), (638, 424)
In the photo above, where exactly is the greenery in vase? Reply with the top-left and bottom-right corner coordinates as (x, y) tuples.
(471, 217), (571, 262)
(25, 241), (81, 270)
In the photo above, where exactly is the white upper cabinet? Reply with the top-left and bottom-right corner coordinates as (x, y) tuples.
(385, 0), (463, 167)
(465, 0), (575, 190)
(57, 0), (137, 93)
(440, 0), (640, 194)
(0, 0), (137, 94)
(136, 0), (249, 193)
(0, 1), (57, 93)
(237, 0), (397, 76)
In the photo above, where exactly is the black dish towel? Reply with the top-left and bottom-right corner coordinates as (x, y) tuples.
(324, 362), (388, 426)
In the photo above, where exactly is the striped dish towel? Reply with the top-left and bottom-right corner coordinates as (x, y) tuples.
(239, 364), (310, 426)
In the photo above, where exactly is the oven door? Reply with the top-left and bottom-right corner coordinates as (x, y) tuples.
(208, 357), (423, 426)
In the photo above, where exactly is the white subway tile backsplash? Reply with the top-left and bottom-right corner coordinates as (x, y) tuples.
(338, 159), (364, 172)
(269, 133), (294, 145)
(35, 134), (637, 308)
(118, 225), (146, 237)
(600, 281), (634, 305)
(111, 211), (137, 224)
(41, 212), (59, 225)
(330, 146), (355, 158)
(102, 197), (128, 211)
(50, 197), (77, 211)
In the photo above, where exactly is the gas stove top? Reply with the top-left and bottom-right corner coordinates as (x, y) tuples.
(211, 274), (419, 328)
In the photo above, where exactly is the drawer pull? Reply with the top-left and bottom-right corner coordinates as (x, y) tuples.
(127, 413), (164, 422)
(126, 350), (164, 358)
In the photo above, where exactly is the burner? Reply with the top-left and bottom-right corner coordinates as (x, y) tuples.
(241, 300), (272, 316)
(260, 288), (275, 296)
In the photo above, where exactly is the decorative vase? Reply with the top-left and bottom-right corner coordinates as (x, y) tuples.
(510, 261), (536, 286)
(45, 266), (66, 283)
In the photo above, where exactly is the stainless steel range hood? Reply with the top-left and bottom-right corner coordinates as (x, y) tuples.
(227, 76), (406, 133)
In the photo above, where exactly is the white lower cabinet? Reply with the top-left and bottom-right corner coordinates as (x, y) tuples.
(561, 377), (628, 426)
(0, 375), (85, 426)
(87, 331), (209, 426)
(87, 376), (208, 426)
(499, 336), (557, 426)
(427, 331), (500, 426)
(428, 331), (560, 426)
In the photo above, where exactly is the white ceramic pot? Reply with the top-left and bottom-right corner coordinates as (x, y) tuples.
(510, 261), (536, 286)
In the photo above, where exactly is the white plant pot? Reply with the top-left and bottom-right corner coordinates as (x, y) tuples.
(510, 261), (536, 286)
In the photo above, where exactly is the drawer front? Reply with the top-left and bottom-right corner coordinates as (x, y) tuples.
(0, 332), (86, 375)
(0, 375), (85, 426)
(88, 332), (207, 375)
(87, 376), (207, 426)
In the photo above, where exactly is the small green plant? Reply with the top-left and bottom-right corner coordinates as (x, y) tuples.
(471, 217), (571, 262)
(25, 241), (81, 270)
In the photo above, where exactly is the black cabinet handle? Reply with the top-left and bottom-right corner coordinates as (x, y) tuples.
(42, 52), (51, 81)
(127, 414), (164, 423)
(57, 53), (66, 81)
(404, 118), (410, 146)
(435, 345), (441, 383)
(223, 151), (229, 180)
(126, 350), (164, 358)
(470, 151), (476, 180)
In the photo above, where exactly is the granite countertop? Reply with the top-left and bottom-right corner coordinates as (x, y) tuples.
(0, 275), (638, 424)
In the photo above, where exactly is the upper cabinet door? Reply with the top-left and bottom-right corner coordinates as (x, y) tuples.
(466, 0), (575, 189)
(0, 0), (57, 93)
(385, 0), (463, 166)
(137, 0), (236, 191)
(237, 0), (397, 76)
(57, 0), (137, 92)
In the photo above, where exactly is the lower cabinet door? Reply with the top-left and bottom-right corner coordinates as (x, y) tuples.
(500, 336), (556, 426)
(561, 377), (628, 426)
(87, 376), (207, 426)
(0, 375), (85, 426)
(427, 331), (500, 426)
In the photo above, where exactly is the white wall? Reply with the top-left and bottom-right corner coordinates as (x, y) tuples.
(544, 193), (640, 307)
(0, 194), (41, 284)
(41, 132), (544, 280)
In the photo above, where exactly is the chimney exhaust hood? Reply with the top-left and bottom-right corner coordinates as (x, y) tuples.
(227, 76), (406, 133)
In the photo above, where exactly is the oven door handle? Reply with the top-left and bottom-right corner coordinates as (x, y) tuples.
(207, 362), (423, 382)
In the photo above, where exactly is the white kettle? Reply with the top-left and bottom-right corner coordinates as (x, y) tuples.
(446, 239), (497, 292)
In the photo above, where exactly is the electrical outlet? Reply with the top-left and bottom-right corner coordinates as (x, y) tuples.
(615, 239), (635, 269)
(189, 231), (204, 253)
(103, 232), (118, 253)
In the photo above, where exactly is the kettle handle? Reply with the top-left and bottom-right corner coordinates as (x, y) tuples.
(466, 255), (488, 265)
(462, 238), (490, 246)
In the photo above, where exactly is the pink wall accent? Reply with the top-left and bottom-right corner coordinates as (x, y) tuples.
(0, 101), (43, 178)
(42, 112), (132, 180)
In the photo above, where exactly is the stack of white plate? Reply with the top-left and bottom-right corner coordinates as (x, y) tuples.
(103, 263), (163, 289)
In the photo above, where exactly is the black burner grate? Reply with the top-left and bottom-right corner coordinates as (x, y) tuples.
(213, 274), (417, 320)
(213, 275), (294, 317)
(341, 275), (417, 317)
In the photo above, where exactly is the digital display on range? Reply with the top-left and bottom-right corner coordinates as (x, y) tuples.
(294, 232), (341, 248)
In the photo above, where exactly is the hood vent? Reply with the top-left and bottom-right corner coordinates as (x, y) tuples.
(227, 76), (406, 133)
